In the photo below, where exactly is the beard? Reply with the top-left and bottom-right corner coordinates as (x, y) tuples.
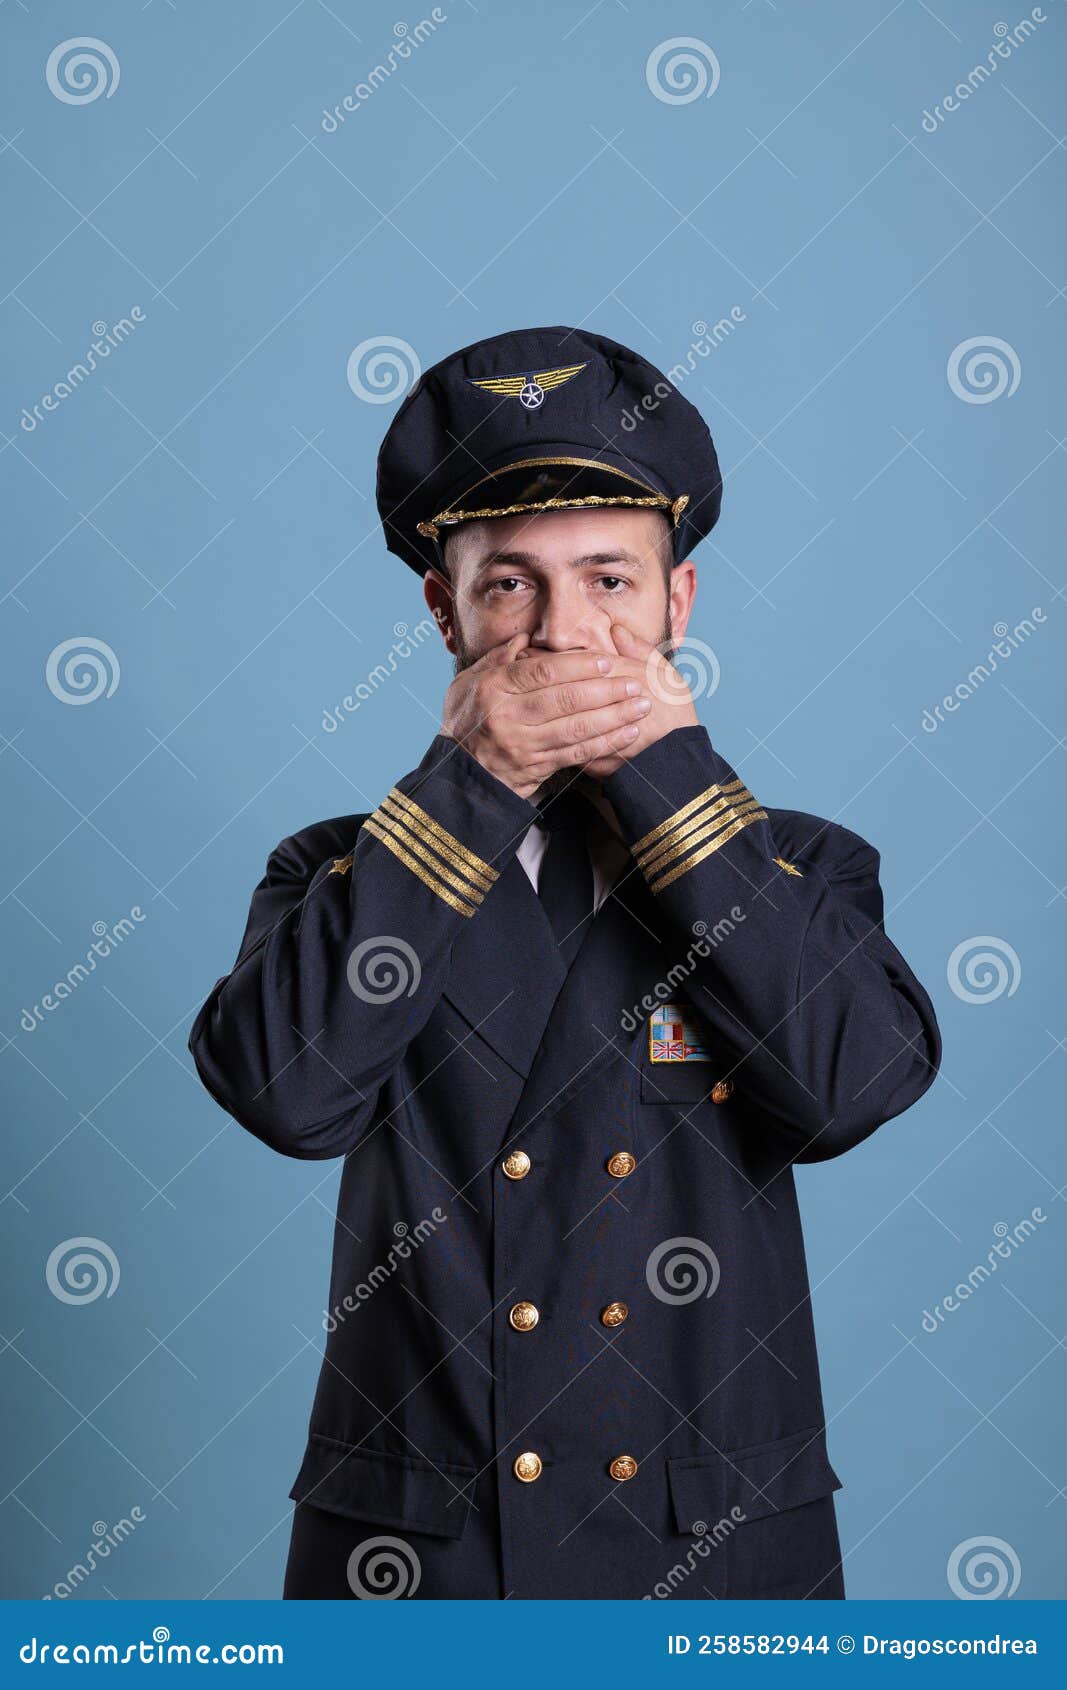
(453, 610), (676, 804)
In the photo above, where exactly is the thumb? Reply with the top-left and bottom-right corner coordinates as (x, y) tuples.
(610, 619), (654, 657)
(478, 631), (529, 669)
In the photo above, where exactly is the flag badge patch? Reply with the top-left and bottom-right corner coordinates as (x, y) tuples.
(649, 1001), (712, 1063)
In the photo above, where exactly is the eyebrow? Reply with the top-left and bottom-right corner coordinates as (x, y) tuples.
(471, 547), (648, 578)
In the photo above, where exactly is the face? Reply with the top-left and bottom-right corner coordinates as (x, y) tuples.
(423, 506), (697, 671)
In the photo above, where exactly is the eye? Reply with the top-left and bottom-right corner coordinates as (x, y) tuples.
(595, 575), (629, 594)
(485, 576), (530, 597)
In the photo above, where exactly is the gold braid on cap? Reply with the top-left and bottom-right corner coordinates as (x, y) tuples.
(418, 493), (690, 540)
(414, 455), (690, 540)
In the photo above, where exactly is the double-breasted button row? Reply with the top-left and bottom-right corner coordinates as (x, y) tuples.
(510, 1300), (629, 1331)
(504, 1147), (641, 1180)
(512, 1452), (639, 1484)
(509, 1299), (629, 1333)
(505, 1146), (638, 1487)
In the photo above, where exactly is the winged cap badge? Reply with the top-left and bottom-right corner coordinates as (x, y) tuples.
(469, 362), (587, 410)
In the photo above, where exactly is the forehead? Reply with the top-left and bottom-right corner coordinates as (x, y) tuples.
(447, 505), (668, 573)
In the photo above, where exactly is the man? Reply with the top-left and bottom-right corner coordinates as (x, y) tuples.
(189, 327), (941, 1600)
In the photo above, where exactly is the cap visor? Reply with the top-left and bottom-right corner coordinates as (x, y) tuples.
(416, 452), (686, 540)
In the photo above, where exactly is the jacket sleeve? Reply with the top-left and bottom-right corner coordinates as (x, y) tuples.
(603, 726), (941, 1161)
(188, 735), (536, 1159)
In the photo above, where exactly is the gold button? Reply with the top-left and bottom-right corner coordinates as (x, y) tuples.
(514, 1451), (543, 1483)
(509, 1301), (540, 1332)
(600, 1301), (629, 1328)
(606, 1150), (636, 1179)
(711, 1079), (733, 1105)
(609, 1454), (638, 1482)
(502, 1149), (531, 1180)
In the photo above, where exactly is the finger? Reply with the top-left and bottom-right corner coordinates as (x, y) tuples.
(611, 620), (682, 697)
(518, 674), (646, 724)
(557, 721), (643, 766)
(474, 631), (530, 671)
(610, 620), (659, 660)
(581, 755), (626, 781)
(534, 695), (651, 751)
(505, 649), (615, 692)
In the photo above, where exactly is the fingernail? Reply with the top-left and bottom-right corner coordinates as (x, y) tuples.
(631, 697), (651, 715)
(597, 656), (611, 673)
(625, 680), (640, 696)
(623, 725), (640, 740)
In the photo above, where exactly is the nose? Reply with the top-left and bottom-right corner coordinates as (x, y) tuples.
(529, 579), (605, 652)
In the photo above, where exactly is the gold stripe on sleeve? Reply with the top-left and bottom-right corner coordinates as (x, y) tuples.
(363, 817), (478, 917)
(385, 788), (497, 890)
(640, 797), (764, 878)
(368, 808), (488, 908)
(379, 794), (494, 897)
(636, 785), (758, 873)
(648, 810), (768, 892)
(629, 779), (747, 858)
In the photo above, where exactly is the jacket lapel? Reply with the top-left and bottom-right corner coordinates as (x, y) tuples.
(442, 854), (566, 1078)
(507, 864), (669, 1138)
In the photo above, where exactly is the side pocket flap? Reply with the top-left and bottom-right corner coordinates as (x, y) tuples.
(289, 1434), (477, 1540)
(668, 1427), (842, 1534)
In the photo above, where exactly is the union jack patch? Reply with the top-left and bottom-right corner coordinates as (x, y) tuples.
(649, 1001), (712, 1063)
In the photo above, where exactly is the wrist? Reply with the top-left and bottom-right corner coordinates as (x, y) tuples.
(450, 735), (539, 801)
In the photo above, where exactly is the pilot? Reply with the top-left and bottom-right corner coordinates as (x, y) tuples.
(189, 325), (941, 1600)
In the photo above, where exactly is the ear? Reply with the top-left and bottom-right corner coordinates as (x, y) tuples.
(668, 559), (697, 643)
(423, 566), (457, 655)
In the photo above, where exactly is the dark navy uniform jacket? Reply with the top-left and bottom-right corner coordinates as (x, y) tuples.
(189, 725), (940, 1600)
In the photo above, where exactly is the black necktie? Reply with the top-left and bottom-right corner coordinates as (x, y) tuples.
(535, 790), (595, 966)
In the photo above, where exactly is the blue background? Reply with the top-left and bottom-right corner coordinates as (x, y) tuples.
(1, 0), (1064, 1603)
